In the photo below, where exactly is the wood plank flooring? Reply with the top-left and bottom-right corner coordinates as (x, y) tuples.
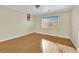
(0, 33), (76, 53)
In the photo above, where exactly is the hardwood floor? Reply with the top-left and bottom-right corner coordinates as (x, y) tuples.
(0, 33), (76, 53)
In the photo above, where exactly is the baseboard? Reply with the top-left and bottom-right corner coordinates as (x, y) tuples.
(69, 38), (77, 49)
(0, 32), (34, 42)
(0, 31), (70, 42)
(36, 32), (70, 39)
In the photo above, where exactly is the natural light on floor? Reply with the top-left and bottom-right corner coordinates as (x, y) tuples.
(41, 39), (76, 53)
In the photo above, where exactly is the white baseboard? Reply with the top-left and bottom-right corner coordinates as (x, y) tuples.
(0, 31), (70, 42)
(0, 32), (33, 42)
(36, 32), (70, 39)
(70, 38), (77, 49)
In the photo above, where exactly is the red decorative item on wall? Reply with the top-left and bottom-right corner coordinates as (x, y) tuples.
(27, 14), (30, 21)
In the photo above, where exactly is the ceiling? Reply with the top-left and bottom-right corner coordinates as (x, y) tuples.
(5, 5), (73, 16)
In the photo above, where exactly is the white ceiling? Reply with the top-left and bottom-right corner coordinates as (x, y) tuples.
(5, 5), (73, 16)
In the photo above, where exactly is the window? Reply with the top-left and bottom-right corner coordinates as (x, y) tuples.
(41, 16), (61, 29)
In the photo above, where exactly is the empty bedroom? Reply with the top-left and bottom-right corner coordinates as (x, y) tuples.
(0, 5), (78, 53)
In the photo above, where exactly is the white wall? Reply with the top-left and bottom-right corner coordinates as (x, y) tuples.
(71, 6), (79, 49)
(0, 6), (34, 42)
(34, 11), (71, 38)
